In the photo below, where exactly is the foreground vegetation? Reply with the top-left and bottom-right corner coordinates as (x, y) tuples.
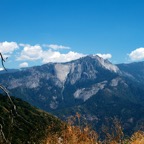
(45, 126), (144, 144)
(44, 114), (144, 144)
(44, 122), (144, 144)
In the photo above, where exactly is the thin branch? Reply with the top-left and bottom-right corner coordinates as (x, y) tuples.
(0, 53), (7, 71)
(0, 84), (32, 124)
(0, 124), (8, 143)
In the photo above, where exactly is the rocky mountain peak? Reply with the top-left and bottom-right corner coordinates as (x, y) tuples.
(85, 55), (119, 73)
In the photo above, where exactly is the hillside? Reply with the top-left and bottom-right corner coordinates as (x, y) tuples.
(0, 94), (63, 144)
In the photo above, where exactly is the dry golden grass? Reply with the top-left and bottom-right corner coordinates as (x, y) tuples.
(44, 126), (144, 144)
(45, 113), (99, 144)
(45, 125), (99, 144)
(130, 131), (144, 144)
(43, 114), (144, 144)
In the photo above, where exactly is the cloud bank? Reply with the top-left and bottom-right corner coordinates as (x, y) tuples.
(17, 43), (85, 63)
(42, 50), (85, 63)
(129, 47), (144, 61)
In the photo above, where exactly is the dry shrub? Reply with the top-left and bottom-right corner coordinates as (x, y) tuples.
(130, 131), (144, 144)
(45, 124), (99, 144)
(45, 113), (99, 144)
(43, 114), (144, 144)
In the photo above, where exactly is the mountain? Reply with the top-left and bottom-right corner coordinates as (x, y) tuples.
(0, 55), (144, 135)
(0, 94), (62, 144)
(0, 55), (119, 110)
(117, 61), (144, 84)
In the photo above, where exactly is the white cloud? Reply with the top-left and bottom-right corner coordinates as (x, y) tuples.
(42, 50), (85, 63)
(0, 41), (19, 54)
(19, 62), (29, 68)
(129, 48), (144, 61)
(17, 45), (43, 61)
(17, 43), (85, 63)
(0, 68), (4, 71)
(96, 53), (112, 59)
(44, 44), (70, 50)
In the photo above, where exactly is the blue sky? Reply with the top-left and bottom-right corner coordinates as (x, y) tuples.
(0, 0), (144, 69)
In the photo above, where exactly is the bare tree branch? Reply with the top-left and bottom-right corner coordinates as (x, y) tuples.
(0, 53), (7, 71)
(0, 124), (8, 143)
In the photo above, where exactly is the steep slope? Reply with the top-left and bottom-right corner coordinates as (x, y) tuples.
(0, 94), (62, 144)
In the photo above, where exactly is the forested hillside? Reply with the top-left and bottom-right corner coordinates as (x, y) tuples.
(0, 94), (62, 144)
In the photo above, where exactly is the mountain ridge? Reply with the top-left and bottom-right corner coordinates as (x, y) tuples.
(0, 55), (144, 135)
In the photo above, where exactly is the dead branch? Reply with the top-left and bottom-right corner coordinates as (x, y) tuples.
(0, 53), (7, 71)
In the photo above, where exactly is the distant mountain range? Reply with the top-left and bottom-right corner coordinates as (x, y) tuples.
(0, 55), (144, 135)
